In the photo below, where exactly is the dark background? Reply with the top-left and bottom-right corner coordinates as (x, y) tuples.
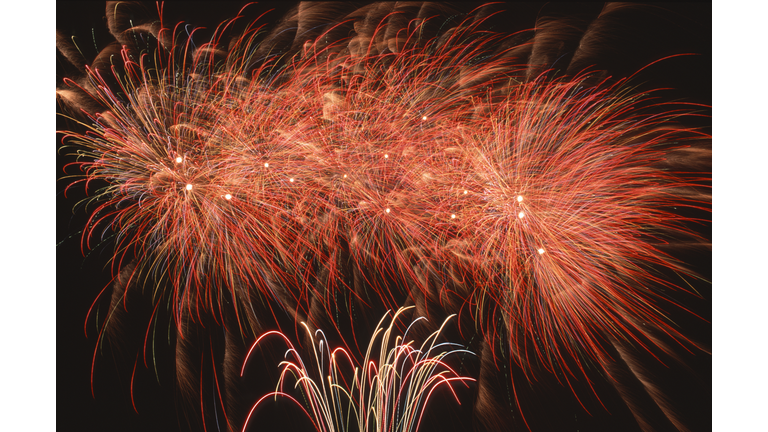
(57, 2), (711, 431)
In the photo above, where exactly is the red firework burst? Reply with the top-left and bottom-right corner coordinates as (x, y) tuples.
(57, 2), (710, 431)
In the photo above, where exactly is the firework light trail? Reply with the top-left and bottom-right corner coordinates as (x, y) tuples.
(57, 2), (711, 431)
(241, 307), (475, 432)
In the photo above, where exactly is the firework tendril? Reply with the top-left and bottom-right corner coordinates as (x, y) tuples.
(241, 307), (474, 432)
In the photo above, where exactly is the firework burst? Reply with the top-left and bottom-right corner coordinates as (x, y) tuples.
(241, 307), (475, 432)
(57, 2), (711, 431)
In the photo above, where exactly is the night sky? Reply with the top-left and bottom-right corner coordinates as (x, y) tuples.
(53, 2), (715, 432)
